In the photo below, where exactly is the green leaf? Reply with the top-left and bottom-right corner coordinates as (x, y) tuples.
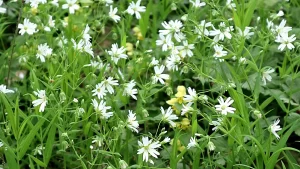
(44, 124), (56, 165)
(28, 155), (47, 167)
(18, 112), (51, 160)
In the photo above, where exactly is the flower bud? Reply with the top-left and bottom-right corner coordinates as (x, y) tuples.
(59, 92), (66, 103)
(166, 87), (173, 96)
(182, 65), (189, 74)
(119, 160), (128, 169)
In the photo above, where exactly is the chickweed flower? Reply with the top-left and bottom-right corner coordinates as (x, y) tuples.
(159, 20), (185, 42)
(152, 65), (169, 84)
(36, 43), (53, 62)
(123, 80), (138, 100)
(215, 97), (236, 115)
(127, 110), (139, 133)
(187, 136), (198, 149)
(210, 22), (234, 42)
(275, 33), (296, 51)
(92, 99), (113, 119)
(92, 83), (107, 99)
(127, 0), (146, 19)
(156, 34), (174, 51)
(194, 20), (212, 38)
(261, 67), (275, 85)
(62, 0), (80, 14)
(33, 145), (45, 155)
(269, 119), (282, 139)
(18, 19), (38, 35)
(189, 0), (206, 8)
(137, 137), (161, 163)
(32, 90), (47, 112)
(213, 44), (227, 62)
(107, 43), (128, 64)
(0, 84), (14, 94)
(0, 0), (6, 13)
(109, 6), (121, 23)
(183, 87), (198, 105)
(99, 77), (118, 94)
(176, 40), (194, 58)
(161, 107), (178, 127)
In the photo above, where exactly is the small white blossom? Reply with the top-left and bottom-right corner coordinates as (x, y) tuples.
(107, 43), (128, 64)
(161, 107), (178, 127)
(0, 85), (14, 94)
(18, 19), (38, 35)
(100, 77), (118, 94)
(261, 67), (275, 85)
(62, 0), (80, 14)
(127, 110), (139, 133)
(92, 83), (107, 99)
(210, 22), (234, 42)
(213, 44), (227, 62)
(215, 97), (236, 115)
(32, 90), (47, 112)
(159, 20), (185, 42)
(0, 0), (6, 13)
(269, 118), (282, 139)
(189, 0), (206, 8)
(36, 43), (53, 62)
(152, 65), (169, 84)
(123, 80), (138, 100)
(137, 137), (161, 163)
(275, 33), (296, 51)
(127, 0), (146, 19)
(92, 99), (113, 119)
(176, 40), (194, 58)
(187, 137), (198, 149)
(109, 6), (121, 23)
(183, 87), (198, 105)
(156, 34), (174, 51)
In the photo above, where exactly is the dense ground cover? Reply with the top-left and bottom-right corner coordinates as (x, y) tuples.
(0, 0), (300, 168)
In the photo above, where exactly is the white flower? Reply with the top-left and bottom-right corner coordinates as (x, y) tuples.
(107, 43), (128, 64)
(176, 40), (194, 58)
(183, 87), (198, 105)
(0, 84), (14, 94)
(269, 118), (282, 139)
(261, 67), (275, 85)
(50, 0), (59, 7)
(82, 24), (91, 43)
(152, 65), (169, 84)
(159, 20), (185, 42)
(237, 27), (254, 39)
(32, 90), (47, 112)
(137, 137), (161, 163)
(127, 0), (146, 19)
(18, 19), (38, 35)
(109, 6), (121, 23)
(187, 137), (198, 149)
(62, 0), (80, 14)
(92, 99), (113, 119)
(207, 141), (215, 151)
(127, 110), (139, 133)
(226, 0), (236, 10)
(161, 107), (178, 127)
(275, 19), (292, 36)
(36, 43), (53, 62)
(194, 20), (212, 38)
(100, 77), (118, 94)
(161, 137), (170, 144)
(156, 34), (174, 51)
(25, 0), (47, 8)
(123, 80), (138, 100)
(181, 104), (194, 116)
(210, 118), (223, 131)
(215, 97), (236, 115)
(189, 0), (206, 8)
(210, 22), (234, 42)
(33, 145), (45, 155)
(275, 33), (296, 51)
(92, 83), (107, 99)
(166, 54), (181, 71)
(0, 0), (6, 13)
(91, 135), (103, 147)
(150, 58), (159, 66)
(213, 44), (227, 62)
